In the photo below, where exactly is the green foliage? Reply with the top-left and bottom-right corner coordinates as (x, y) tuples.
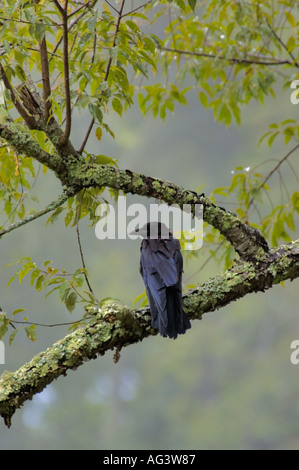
(0, 147), (38, 228)
(4, 257), (99, 339)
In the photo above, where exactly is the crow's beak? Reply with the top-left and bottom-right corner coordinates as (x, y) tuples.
(129, 227), (139, 236)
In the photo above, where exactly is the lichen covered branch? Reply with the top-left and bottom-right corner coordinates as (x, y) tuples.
(1, 240), (298, 427)
(67, 162), (269, 260)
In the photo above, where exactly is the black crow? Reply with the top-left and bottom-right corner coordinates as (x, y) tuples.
(131, 222), (191, 339)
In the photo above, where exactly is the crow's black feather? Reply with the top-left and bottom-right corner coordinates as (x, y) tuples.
(137, 222), (191, 339)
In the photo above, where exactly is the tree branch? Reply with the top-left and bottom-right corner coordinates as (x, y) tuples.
(266, 19), (299, 68)
(0, 190), (72, 238)
(1, 239), (298, 427)
(0, 121), (63, 173)
(64, 161), (269, 259)
(162, 47), (296, 67)
(248, 143), (299, 208)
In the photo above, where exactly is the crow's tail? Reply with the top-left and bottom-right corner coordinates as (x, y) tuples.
(164, 287), (191, 339)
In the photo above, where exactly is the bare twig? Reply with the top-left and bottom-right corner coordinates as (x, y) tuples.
(68, 1), (92, 19)
(120, 0), (152, 18)
(266, 18), (299, 68)
(162, 47), (297, 67)
(0, 190), (73, 238)
(248, 143), (299, 207)
(10, 319), (84, 328)
(75, 190), (98, 301)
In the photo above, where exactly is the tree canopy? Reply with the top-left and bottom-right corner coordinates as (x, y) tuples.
(0, 0), (298, 428)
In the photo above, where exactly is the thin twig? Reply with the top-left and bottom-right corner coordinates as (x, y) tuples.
(0, 190), (73, 238)
(75, 190), (98, 301)
(162, 47), (296, 67)
(68, 1), (92, 19)
(248, 143), (299, 207)
(266, 18), (299, 67)
(11, 319), (84, 328)
(120, 0), (152, 18)
(105, 0), (119, 14)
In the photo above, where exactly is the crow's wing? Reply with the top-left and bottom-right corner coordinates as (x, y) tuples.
(140, 238), (181, 285)
(140, 237), (190, 338)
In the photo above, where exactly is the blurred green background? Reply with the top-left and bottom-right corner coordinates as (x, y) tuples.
(0, 82), (299, 449)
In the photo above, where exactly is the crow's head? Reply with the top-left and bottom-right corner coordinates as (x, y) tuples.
(130, 221), (172, 239)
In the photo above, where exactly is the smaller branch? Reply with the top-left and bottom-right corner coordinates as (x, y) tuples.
(78, 117), (94, 154)
(0, 190), (73, 239)
(162, 47), (295, 67)
(53, 0), (64, 14)
(248, 143), (299, 207)
(39, 36), (52, 121)
(120, 0), (152, 18)
(105, 0), (119, 14)
(266, 19), (299, 68)
(10, 319), (83, 328)
(75, 190), (98, 301)
(68, 1), (91, 19)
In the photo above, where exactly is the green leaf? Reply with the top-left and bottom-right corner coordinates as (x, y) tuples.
(59, 283), (71, 302)
(286, 35), (295, 52)
(95, 154), (117, 166)
(15, 65), (26, 81)
(268, 130), (279, 147)
(199, 91), (208, 108)
(65, 292), (77, 314)
(291, 192), (299, 213)
(188, 0), (197, 12)
(112, 97), (123, 117)
(88, 103), (103, 123)
(0, 314), (9, 340)
(284, 11), (296, 28)
(34, 22), (46, 41)
(25, 324), (36, 342)
(9, 328), (19, 345)
(219, 103), (231, 126)
(12, 308), (27, 315)
(46, 206), (65, 225)
(35, 274), (45, 291)
(30, 269), (40, 286)
(95, 126), (102, 142)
